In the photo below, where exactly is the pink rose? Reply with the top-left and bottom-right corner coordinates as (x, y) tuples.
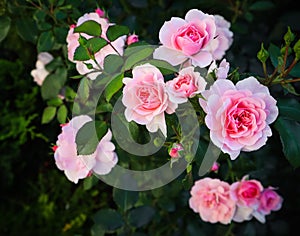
(230, 176), (263, 208)
(169, 143), (183, 158)
(93, 129), (118, 175)
(54, 115), (96, 183)
(199, 76), (279, 159)
(166, 66), (207, 104)
(30, 52), (54, 86)
(122, 63), (177, 137)
(95, 8), (105, 18)
(252, 187), (283, 223)
(230, 176), (263, 222)
(189, 178), (236, 224)
(54, 115), (118, 183)
(210, 161), (220, 172)
(206, 15), (233, 60)
(126, 34), (139, 45)
(153, 9), (216, 68)
(66, 12), (126, 80)
(207, 58), (230, 80)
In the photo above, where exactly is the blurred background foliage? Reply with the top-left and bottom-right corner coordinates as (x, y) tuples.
(0, 0), (300, 235)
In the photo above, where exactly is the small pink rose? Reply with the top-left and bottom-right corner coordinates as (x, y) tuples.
(210, 161), (219, 172)
(199, 76), (278, 159)
(252, 187), (283, 223)
(166, 66), (207, 104)
(30, 52), (54, 86)
(126, 34), (139, 45)
(207, 58), (230, 80)
(189, 177), (236, 224)
(169, 143), (183, 158)
(153, 9), (216, 68)
(230, 176), (263, 208)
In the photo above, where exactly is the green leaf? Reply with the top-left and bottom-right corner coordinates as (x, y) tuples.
(123, 47), (154, 71)
(45, 57), (63, 73)
(57, 105), (67, 123)
(86, 37), (108, 54)
(16, 18), (38, 43)
(104, 55), (124, 74)
(96, 103), (113, 113)
(41, 75), (61, 100)
(268, 43), (281, 68)
(106, 25), (129, 42)
(42, 106), (56, 124)
(277, 98), (300, 122)
(113, 188), (139, 211)
(282, 82), (300, 96)
(73, 45), (90, 61)
(77, 77), (91, 103)
(105, 73), (124, 102)
(289, 62), (300, 77)
(249, 1), (274, 11)
(274, 117), (300, 168)
(47, 98), (63, 107)
(54, 67), (67, 86)
(76, 120), (108, 155)
(0, 16), (11, 43)
(146, 59), (178, 75)
(37, 31), (55, 52)
(74, 20), (102, 36)
(83, 175), (99, 190)
(128, 206), (155, 228)
(93, 209), (124, 232)
(90, 224), (105, 236)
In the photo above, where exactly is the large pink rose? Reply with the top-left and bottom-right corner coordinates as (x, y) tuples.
(189, 177), (236, 224)
(166, 66), (207, 104)
(66, 11), (125, 80)
(206, 15), (233, 60)
(54, 115), (96, 183)
(199, 76), (278, 159)
(30, 52), (53, 86)
(252, 187), (283, 223)
(153, 9), (216, 68)
(122, 63), (177, 137)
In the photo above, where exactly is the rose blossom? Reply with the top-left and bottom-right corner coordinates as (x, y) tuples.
(230, 176), (263, 222)
(122, 63), (177, 137)
(206, 15), (233, 60)
(210, 161), (220, 172)
(189, 177), (236, 224)
(54, 115), (96, 183)
(169, 143), (183, 158)
(126, 34), (139, 45)
(93, 129), (118, 175)
(166, 66), (207, 104)
(252, 187), (283, 223)
(199, 76), (278, 159)
(54, 115), (118, 183)
(207, 58), (230, 80)
(153, 9), (217, 68)
(30, 52), (54, 86)
(66, 11), (125, 80)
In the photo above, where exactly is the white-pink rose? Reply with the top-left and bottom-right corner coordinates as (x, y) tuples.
(252, 187), (283, 223)
(153, 9), (216, 68)
(93, 129), (118, 175)
(54, 115), (96, 183)
(199, 76), (279, 159)
(66, 12), (125, 80)
(189, 177), (236, 224)
(207, 58), (230, 80)
(126, 34), (139, 45)
(206, 15), (233, 60)
(30, 52), (54, 86)
(122, 63), (177, 137)
(166, 66), (207, 104)
(54, 115), (118, 183)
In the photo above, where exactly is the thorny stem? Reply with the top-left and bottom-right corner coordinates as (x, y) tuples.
(283, 58), (298, 77)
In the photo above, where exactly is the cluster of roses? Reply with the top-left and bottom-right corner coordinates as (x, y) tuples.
(31, 7), (283, 224)
(189, 176), (283, 224)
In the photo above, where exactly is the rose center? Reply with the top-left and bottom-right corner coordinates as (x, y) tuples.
(241, 187), (257, 198)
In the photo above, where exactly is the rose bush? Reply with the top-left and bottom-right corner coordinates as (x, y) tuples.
(1, 0), (300, 235)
